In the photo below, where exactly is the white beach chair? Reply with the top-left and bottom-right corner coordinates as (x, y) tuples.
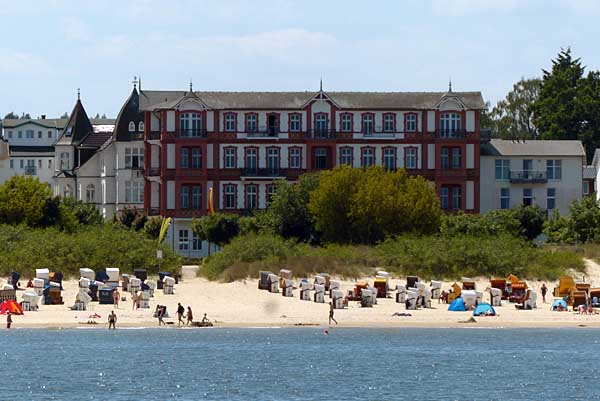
(431, 281), (442, 301)
(406, 289), (419, 310)
(314, 275), (326, 286)
(106, 268), (120, 287)
(139, 291), (151, 308)
(163, 276), (175, 295)
(129, 277), (141, 294)
(79, 278), (90, 289)
(490, 288), (502, 306)
(361, 289), (374, 307)
(368, 286), (378, 305)
(79, 268), (95, 280)
(525, 291), (537, 309)
(36, 268), (50, 281)
(328, 280), (340, 297)
(268, 274), (279, 293)
(417, 282), (432, 308)
(33, 278), (45, 297)
(462, 290), (477, 309)
(396, 285), (407, 304)
(300, 281), (312, 301)
(145, 280), (156, 297)
(22, 291), (40, 311)
(282, 279), (294, 297)
(332, 290), (345, 309)
(314, 284), (325, 303)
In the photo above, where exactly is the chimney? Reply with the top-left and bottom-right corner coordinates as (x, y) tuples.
(41, 115), (46, 119)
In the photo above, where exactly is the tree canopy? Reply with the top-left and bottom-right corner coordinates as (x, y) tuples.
(489, 78), (541, 140)
(191, 213), (240, 246)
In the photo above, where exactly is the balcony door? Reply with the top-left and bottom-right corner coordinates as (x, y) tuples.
(267, 148), (280, 175)
(267, 114), (279, 136)
(245, 148), (258, 174)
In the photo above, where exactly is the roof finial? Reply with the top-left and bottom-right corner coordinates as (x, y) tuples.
(448, 77), (452, 93)
(189, 78), (193, 93)
(320, 77), (323, 92)
(138, 74), (142, 91)
(77, 88), (80, 100)
(132, 76), (138, 89)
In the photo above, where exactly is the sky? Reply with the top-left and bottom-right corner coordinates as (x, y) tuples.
(1, 0), (600, 118)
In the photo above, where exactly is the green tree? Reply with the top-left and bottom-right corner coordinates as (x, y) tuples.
(143, 216), (163, 240)
(61, 197), (103, 226)
(0, 176), (52, 227)
(545, 196), (600, 243)
(259, 174), (320, 241)
(490, 78), (541, 139)
(509, 205), (546, 240)
(113, 207), (147, 231)
(3, 112), (18, 119)
(60, 112), (69, 118)
(191, 213), (240, 246)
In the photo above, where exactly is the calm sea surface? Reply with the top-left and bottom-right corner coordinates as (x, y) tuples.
(1, 327), (599, 401)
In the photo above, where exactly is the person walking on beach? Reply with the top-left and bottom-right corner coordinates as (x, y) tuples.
(177, 303), (185, 326)
(132, 292), (139, 310)
(329, 302), (338, 325)
(186, 306), (193, 325)
(541, 283), (548, 303)
(113, 288), (120, 309)
(108, 311), (117, 330)
(157, 305), (166, 326)
(6, 311), (12, 329)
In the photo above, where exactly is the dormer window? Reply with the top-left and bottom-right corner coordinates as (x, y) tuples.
(180, 113), (203, 137)
(138, 122), (144, 132)
(129, 121), (135, 132)
(439, 112), (461, 137)
(314, 113), (328, 134)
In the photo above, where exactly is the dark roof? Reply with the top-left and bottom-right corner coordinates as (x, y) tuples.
(9, 146), (55, 154)
(114, 87), (144, 142)
(56, 99), (94, 146)
(2, 118), (114, 130)
(481, 139), (585, 157)
(79, 131), (113, 149)
(139, 90), (486, 111)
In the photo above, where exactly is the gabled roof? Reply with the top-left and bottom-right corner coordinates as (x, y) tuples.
(1, 118), (68, 129)
(79, 131), (113, 149)
(56, 99), (94, 146)
(140, 90), (486, 111)
(481, 139), (586, 157)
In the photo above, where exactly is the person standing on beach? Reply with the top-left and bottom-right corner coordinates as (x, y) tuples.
(132, 292), (138, 310)
(6, 312), (12, 329)
(329, 302), (338, 325)
(113, 288), (120, 309)
(541, 283), (548, 303)
(186, 306), (193, 325)
(177, 303), (185, 326)
(108, 311), (117, 329)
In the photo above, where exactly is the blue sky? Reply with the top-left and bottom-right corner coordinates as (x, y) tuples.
(1, 0), (600, 118)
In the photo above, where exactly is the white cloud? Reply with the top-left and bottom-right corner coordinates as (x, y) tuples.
(61, 17), (92, 41)
(0, 49), (47, 73)
(430, 0), (519, 16)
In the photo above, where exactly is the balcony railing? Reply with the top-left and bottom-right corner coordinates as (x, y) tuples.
(245, 128), (280, 137)
(435, 129), (468, 139)
(131, 132), (144, 140)
(148, 208), (160, 216)
(306, 129), (337, 140)
(149, 131), (161, 140)
(362, 131), (396, 138)
(509, 170), (547, 183)
(24, 166), (36, 175)
(240, 168), (286, 178)
(147, 167), (160, 176)
(177, 129), (208, 138)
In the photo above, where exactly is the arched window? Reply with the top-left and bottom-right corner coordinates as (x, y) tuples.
(128, 121), (135, 132)
(64, 184), (73, 198)
(138, 121), (145, 132)
(86, 184), (95, 203)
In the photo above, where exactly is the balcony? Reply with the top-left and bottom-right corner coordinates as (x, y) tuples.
(24, 166), (36, 175)
(131, 132), (144, 140)
(306, 129), (336, 140)
(148, 208), (160, 216)
(240, 168), (286, 178)
(435, 129), (467, 139)
(362, 131), (396, 139)
(149, 131), (161, 140)
(509, 170), (547, 184)
(147, 167), (160, 176)
(244, 128), (280, 138)
(176, 129), (208, 138)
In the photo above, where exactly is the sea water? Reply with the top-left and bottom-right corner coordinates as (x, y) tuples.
(1, 328), (599, 401)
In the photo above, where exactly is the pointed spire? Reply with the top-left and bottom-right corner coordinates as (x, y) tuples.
(77, 88), (80, 100)
(138, 74), (142, 91)
(448, 77), (453, 93)
(189, 78), (193, 93)
(132, 75), (138, 89)
(319, 77), (323, 92)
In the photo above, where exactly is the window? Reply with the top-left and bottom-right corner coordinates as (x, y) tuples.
(138, 122), (144, 132)
(38, 159), (42, 168)
(340, 147), (353, 166)
(64, 184), (73, 198)
(245, 114), (257, 133)
(547, 160), (562, 180)
(125, 147), (144, 169)
(523, 188), (533, 206)
(383, 114), (395, 132)
(500, 188), (510, 209)
(224, 147), (236, 168)
(246, 185), (258, 210)
(314, 148), (328, 169)
(289, 147), (301, 169)
(289, 114), (301, 132)
(361, 147), (375, 167)
(583, 181), (590, 196)
(48, 159), (52, 169)
(451, 147), (462, 169)
(224, 113), (236, 132)
(178, 230), (189, 251)
(441, 148), (449, 169)
(38, 131), (42, 139)
(191, 148), (202, 169)
(26, 130), (34, 139)
(451, 186), (461, 210)
(180, 186), (189, 209)
(128, 122), (135, 132)
(495, 160), (510, 180)
(439, 112), (461, 137)
(267, 114), (280, 135)
(224, 185), (237, 209)
(315, 113), (328, 133)
(383, 148), (396, 170)
(267, 147), (280, 173)
(18, 131), (22, 139)
(547, 188), (556, 210)
(86, 184), (95, 203)
(440, 187), (449, 210)
(125, 181), (144, 203)
(192, 232), (202, 251)
(19, 160), (24, 169)
(7, 131), (12, 139)
(192, 186), (202, 210)
(266, 185), (277, 205)
(362, 114), (374, 135)
(341, 113), (353, 132)
(405, 147), (417, 169)
(245, 147), (258, 172)
(180, 113), (203, 136)
(180, 148), (189, 168)
(523, 159), (533, 171)
(47, 131), (52, 139)
(9, 160), (13, 169)
(405, 114), (417, 132)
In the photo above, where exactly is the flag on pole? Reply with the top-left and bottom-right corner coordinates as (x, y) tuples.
(158, 217), (172, 244)
(208, 187), (215, 214)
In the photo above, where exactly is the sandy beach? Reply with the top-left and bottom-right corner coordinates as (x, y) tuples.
(6, 259), (600, 330)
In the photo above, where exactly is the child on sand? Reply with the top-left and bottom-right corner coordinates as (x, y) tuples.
(6, 312), (12, 329)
